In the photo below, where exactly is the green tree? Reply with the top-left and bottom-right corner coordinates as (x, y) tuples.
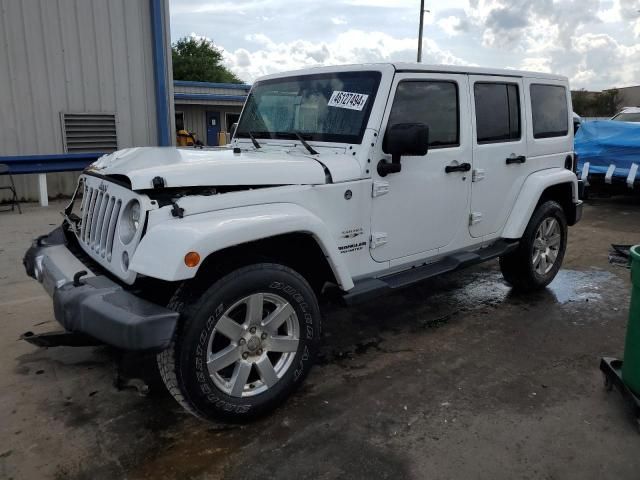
(596, 89), (620, 116)
(571, 89), (592, 116)
(172, 37), (243, 84)
(571, 88), (620, 117)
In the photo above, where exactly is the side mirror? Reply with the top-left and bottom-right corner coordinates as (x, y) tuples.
(378, 123), (429, 177)
(230, 122), (238, 139)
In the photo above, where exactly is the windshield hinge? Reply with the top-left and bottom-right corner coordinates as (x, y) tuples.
(370, 232), (388, 249)
(171, 202), (185, 219)
(372, 180), (390, 198)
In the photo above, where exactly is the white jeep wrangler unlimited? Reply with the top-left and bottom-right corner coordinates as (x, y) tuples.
(24, 63), (583, 422)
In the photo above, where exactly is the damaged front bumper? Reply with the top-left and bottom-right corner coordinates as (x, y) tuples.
(23, 227), (179, 351)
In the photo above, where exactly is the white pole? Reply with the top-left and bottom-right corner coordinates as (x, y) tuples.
(38, 173), (48, 207)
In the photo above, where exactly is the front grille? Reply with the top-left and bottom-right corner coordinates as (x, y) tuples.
(74, 174), (146, 285)
(79, 184), (122, 261)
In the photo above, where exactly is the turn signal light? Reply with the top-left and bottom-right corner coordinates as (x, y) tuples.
(184, 251), (201, 268)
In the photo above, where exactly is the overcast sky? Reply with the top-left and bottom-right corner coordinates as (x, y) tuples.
(169, 0), (640, 90)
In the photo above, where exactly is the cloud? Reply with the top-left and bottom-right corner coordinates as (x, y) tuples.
(342, 0), (416, 7)
(460, 0), (640, 88)
(520, 56), (552, 73)
(222, 29), (469, 82)
(171, 0), (640, 90)
(567, 33), (640, 88)
(438, 15), (471, 36)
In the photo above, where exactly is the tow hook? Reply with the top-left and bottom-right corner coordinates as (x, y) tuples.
(73, 270), (88, 287)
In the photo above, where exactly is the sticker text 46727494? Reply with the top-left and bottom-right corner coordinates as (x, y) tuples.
(328, 91), (369, 111)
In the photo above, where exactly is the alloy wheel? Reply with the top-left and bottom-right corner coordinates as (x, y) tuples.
(206, 293), (300, 398)
(532, 217), (561, 275)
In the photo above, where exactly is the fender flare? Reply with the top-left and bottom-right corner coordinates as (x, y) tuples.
(502, 168), (579, 239)
(130, 203), (355, 290)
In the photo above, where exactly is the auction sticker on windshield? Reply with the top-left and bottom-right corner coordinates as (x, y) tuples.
(328, 91), (369, 111)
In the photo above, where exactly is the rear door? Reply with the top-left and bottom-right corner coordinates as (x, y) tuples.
(469, 76), (529, 238)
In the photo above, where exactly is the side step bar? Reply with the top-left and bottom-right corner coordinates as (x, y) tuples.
(342, 240), (519, 305)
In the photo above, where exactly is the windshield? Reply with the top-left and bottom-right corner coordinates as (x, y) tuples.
(236, 71), (382, 144)
(612, 112), (640, 122)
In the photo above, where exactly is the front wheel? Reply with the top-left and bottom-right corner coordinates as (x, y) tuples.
(499, 200), (568, 291)
(157, 263), (321, 422)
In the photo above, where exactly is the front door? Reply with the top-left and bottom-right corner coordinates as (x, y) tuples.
(468, 76), (528, 238)
(370, 73), (472, 263)
(206, 111), (221, 146)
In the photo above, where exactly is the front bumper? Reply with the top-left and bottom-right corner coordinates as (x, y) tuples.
(23, 227), (179, 351)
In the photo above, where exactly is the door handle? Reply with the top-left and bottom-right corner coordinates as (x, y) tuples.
(445, 162), (471, 173)
(506, 155), (526, 165)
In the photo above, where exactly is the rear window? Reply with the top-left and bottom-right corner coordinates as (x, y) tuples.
(530, 84), (569, 139)
(474, 83), (521, 143)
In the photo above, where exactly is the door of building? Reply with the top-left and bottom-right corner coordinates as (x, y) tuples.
(206, 111), (221, 146)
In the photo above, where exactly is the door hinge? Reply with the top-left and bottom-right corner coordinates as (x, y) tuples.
(372, 180), (390, 197)
(469, 212), (483, 226)
(370, 232), (388, 248)
(472, 169), (485, 182)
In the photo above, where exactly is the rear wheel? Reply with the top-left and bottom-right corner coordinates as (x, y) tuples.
(157, 263), (320, 422)
(500, 200), (567, 291)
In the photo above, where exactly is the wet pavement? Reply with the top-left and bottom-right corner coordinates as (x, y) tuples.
(1, 196), (640, 479)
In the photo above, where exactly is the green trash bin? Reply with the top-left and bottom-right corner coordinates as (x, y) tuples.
(622, 245), (640, 396)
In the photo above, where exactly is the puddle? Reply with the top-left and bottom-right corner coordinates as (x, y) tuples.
(444, 268), (619, 308)
(546, 269), (616, 304)
(321, 267), (622, 363)
(445, 268), (618, 308)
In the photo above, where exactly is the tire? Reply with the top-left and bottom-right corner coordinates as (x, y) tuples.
(499, 200), (567, 292)
(157, 263), (321, 422)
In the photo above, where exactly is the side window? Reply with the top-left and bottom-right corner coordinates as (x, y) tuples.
(530, 84), (569, 138)
(474, 82), (521, 143)
(384, 81), (459, 150)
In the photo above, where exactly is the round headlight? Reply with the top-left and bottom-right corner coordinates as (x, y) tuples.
(119, 200), (141, 244)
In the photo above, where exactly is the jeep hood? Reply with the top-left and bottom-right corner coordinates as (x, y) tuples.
(87, 147), (361, 190)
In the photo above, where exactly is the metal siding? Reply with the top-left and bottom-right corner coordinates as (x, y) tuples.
(616, 86), (640, 108)
(0, 2), (18, 155)
(174, 84), (251, 96)
(0, 0), (168, 201)
(175, 99), (246, 107)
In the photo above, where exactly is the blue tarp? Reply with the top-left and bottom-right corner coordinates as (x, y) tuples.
(574, 120), (640, 180)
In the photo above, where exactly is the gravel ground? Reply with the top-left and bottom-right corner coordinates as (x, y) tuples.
(1, 196), (640, 480)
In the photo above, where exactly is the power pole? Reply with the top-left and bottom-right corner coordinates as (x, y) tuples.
(417, 1), (429, 62)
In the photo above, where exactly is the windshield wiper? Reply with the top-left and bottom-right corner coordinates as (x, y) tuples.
(294, 131), (318, 155)
(248, 131), (261, 149)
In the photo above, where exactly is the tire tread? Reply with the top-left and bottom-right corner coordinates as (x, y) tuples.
(499, 200), (567, 291)
(157, 263), (319, 422)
